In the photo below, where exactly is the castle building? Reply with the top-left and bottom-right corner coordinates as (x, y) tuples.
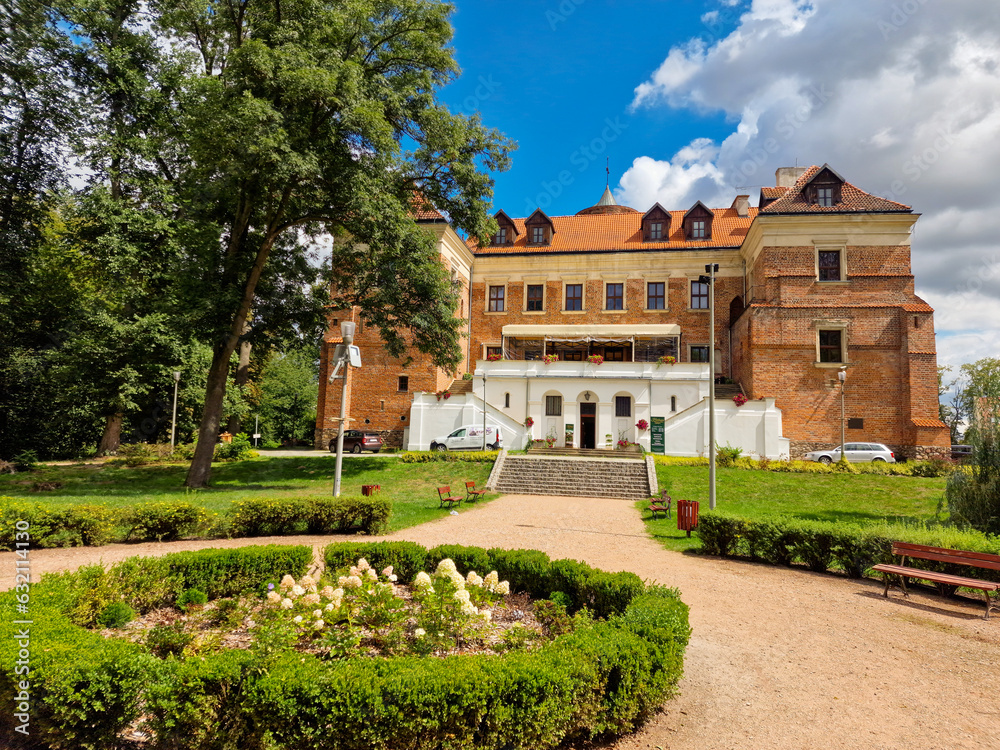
(316, 165), (950, 460)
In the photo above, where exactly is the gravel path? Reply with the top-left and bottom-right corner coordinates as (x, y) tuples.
(3, 494), (999, 749)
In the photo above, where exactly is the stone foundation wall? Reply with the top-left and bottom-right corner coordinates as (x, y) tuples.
(314, 427), (406, 451)
(788, 440), (949, 462)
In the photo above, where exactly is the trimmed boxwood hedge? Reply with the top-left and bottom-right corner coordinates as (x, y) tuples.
(1, 543), (690, 749)
(697, 512), (1000, 582)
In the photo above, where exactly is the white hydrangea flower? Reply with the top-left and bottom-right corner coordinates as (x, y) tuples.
(481, 609), (492, 622)
(435, 558), (457, 575)
(280, 598), (294, 609)
(313, 619), (324, 630)
(454, 589), (471, 604)
(313, 609), (323, 618)
(414, 628), (426, 638)
(496, 581), (510, 596)
(349, 566), (360, 577)
(300, 574), (316, 588)
(291, 585), (305, 597)
(332, 587), (344, 600)
(303, 593), (321, 606)
(357, 558), (371, 572)
(414, 571), (433, 589)
(387, 574), (398, 582)
(320, 585), (334, 599)
(345, 575), (363, 589)
(266, 591), (282, 604)
(279, 574), (296, 590)
(448, 570), (465, 589)
(484, 571), (499, 586)
(293, 615), (303, 623)
(460, 601), (478, 616)
(381, 565), (394, 577)
(365, 568), (378, 580)
(467, 571), (483, 587)
(337, 576), (348, 587)
(324, 603), (335, 612)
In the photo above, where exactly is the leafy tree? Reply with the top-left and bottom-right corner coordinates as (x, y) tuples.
(253, 347), (319, 445)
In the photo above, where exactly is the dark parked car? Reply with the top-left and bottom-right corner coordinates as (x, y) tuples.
(951, 445), (973, 462)
(328, 430), (383, 454)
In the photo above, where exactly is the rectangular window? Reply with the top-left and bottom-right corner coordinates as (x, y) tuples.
(817, 187), (833, 207)
(650, 222), (662, 240)
(818, 251), (841, 281)
(545, 395), (562, 416)
(526, 284), (544, 311)
(397, 375), (409, 392)
(691, 220), (706, 239)
(691, 281), (709, 309)
(615, 396), (631, 417)
(493, 227), (507, 244)
(690, 346), (709, 363)
(647, 282), (665, 310)
(565, 283), (583, 311)
(819, 330), (843, 362)
(848, 418), (864, 429)
(605, 283), (623, 310)
(531, 226), (545, 244)
(485, 346), (502, 359)
(604, 347), (626, 361)
(488, 285), (505, 312)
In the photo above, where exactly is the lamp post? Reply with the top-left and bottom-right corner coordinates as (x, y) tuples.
(700, 263), (719, 510)
(333, 320), (356, 497)
(838, 367), (847, 460)
(170, 371), (181, 449)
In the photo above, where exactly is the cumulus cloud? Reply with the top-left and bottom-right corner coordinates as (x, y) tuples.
(618, 0), (1000, 367)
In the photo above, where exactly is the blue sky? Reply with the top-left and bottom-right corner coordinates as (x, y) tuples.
(435, 0), (1000, 373)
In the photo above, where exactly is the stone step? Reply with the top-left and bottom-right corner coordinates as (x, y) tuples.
(495, 454), (652, 499)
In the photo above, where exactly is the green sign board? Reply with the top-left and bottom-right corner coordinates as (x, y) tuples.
(651, 416), (665, 454)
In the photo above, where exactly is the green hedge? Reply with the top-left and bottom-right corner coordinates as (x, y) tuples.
(0, 495), (389, 550)
(698, 513), (1000, 581)
(651, 454), (954, 477)
(0, 545), (310, 749)
(2, 542), (689, 750)
(399, 450), (500, 463)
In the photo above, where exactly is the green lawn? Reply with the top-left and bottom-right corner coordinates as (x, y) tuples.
(642, 464), (949, 552)
(0, 457), (495, 533)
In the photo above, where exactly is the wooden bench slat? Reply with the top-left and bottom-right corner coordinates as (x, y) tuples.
(891, 543), (1000, 572)
(872, 564), (1000, 592)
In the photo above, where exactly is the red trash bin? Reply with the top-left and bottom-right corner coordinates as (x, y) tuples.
(677, 499), (699, 537)
(361, 484), (381, 496)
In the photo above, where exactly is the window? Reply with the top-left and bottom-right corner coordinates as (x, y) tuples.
(691, 281), (709, 309)
(604, 347), (626, 361)
(605, 283), (623, 310)
(526, 284), (544, 311)
(486, 346), (502, 359)
(488, 285), (505, 312)
(670, 396), (677, 412)
(504, 392), (510, 408)
(819, 330), (843, 363)
(493, 227), (507, 245)
(565, 283), (583, 311)
(817, 187), (833, 207)
(690, 220), (706, 239)
(545, 395), (562, 416)
(818, 251), (841, 282)
(531, 226), (545, 244)
(649, 222), (662, 240)
(848, 418), (864, 429)
(380, 400), (385, 411)
(615, 396), (631, 417)
(647, 282), (665, 310)
(690, 346), (709, 363)
(397, 375), (409, 392)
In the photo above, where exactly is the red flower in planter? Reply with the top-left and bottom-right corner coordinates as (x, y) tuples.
(636, 419), (649, 431)
(524, 417), (534, 428)
(733, 393), (748, 407)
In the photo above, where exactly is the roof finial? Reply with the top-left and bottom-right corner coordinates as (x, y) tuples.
(606, 157), (609, 187)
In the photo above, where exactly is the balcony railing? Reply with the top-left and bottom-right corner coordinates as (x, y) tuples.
(475, 359), (710, 381)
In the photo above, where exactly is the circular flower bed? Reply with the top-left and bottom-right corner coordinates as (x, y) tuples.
(0, 542), (691, 750)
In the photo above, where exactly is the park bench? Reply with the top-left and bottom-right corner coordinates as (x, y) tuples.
(872, 542), (1000, 620)
(437, 486), (462, 509)
(465, 481), (487, 503)
(648, 492), (671, 519)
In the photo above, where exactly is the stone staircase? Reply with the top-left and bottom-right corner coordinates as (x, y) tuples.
(493, 453), (654, 499)
(715, 383), (743, 399)
(447, 378), (475, 394)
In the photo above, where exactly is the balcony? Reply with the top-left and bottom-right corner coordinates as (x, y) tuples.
(474, 359), (710, 382)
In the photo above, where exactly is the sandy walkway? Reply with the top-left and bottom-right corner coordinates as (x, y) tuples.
(3, 494), (999, 750)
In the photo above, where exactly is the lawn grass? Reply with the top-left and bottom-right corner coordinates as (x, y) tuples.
(0, 456), (495, 534)
(641, 464), (949, 553)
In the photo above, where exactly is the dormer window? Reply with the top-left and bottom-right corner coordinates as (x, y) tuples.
(650, 222), (662, 240)
(524, 208), (555, 247)
(817, 187), (833, 207)
(642, 203), (671, 242)
(803, 164), (845, 207)
(531, 226), (545, 244)
(490, 209), (519, 247)
(493, 227), (507, 244)
(683, 201), (714, 241)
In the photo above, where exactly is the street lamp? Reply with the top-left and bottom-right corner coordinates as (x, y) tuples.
(700, 263), (719, 510)
(170, 371), (181, 449)
(332, 320), (357, 497)
(838, 367), (847, 460)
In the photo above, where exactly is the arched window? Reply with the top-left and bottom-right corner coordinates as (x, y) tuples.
(504, 392), (510, 408)
(671, 396), (677, 412)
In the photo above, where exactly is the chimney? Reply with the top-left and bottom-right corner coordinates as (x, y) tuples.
(775, 167), (808, 188)
(731, 194), (749, 217)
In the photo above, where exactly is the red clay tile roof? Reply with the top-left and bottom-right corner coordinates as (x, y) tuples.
(902, 299), (934, 313)
(760, 165), (911, 214)
(410, 193), (445, 221)
(473, 206), (757, 254)
(911, 418), (948, 428)
(760, 187), (788, 199)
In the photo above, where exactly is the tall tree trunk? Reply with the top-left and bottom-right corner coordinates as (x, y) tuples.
(98, 412), (124, 454)
(226, 337), (251, 435)
(185, 341), (236, 487)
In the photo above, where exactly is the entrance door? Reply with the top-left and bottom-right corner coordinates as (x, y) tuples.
(580, 403), (596, 449)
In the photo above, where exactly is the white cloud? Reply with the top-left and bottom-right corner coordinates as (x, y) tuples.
(619, 0), (1000, 368)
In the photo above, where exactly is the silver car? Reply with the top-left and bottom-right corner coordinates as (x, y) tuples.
(804, 442), (896, 464)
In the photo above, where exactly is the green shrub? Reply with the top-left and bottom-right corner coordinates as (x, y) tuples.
(97, 601), (135, 628)
(911, 458), (955, 478)
(229, 496), (390, 537)
(148, 622), (194, 658)
(228, 497), (308, 536)
(399, 450), (499, 463)
(716, 442), (742, 467)
(56, 504), (118, 546)
(324, 541), (428, 582)
(208, 598), (241, 627)
(12, 449), (38, 472)
(126, 501), (212, 541)
(177, 588), (208, 611)
(487, 547), (553, 598)
(425, 543), (493, 575)
(113, 442), (156, 467)
(214, 433), (257, 462)
(163, 545), (312, 599)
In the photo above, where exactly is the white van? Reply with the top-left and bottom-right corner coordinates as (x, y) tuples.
(429, 424), (503, 451)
